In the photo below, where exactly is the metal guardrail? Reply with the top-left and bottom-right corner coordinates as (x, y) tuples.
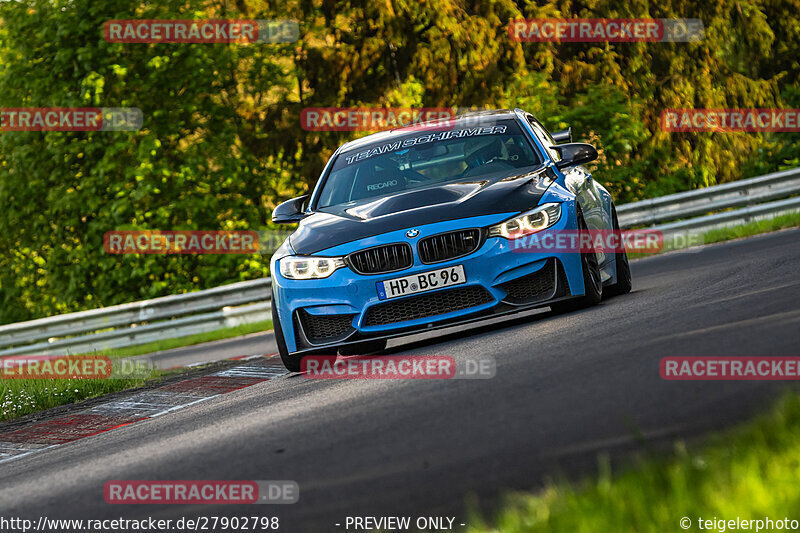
(0, 167), (798, 357)
(0, 279), (271, 356)
(617, 167), (800, 229)
(646, 195), (800, 235)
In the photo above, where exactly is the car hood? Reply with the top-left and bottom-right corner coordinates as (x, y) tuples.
(289, 165), (556, 255)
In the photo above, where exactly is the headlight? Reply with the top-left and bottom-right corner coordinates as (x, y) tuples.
(279, 256), (346, 279)
(488, 203), (561, 239)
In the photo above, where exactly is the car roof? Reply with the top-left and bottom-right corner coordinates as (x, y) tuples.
(338, 109), (520, 153)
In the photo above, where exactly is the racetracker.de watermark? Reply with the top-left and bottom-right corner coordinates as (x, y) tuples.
(1, 355), (154, 379)
(104, 480), (298, 504)
(301, 107), (458, 132)
(302, 355), (496, 379)
(103, 19), (299, 43)
(104, 230), (259, 254)
(508, 18), (704, 42)
(661, 357), (800, 380)
(509, 229), (669, 254)
(661, 109), (800, 132)
(0, 108), (142, 132)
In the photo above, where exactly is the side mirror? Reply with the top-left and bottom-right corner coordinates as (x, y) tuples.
(272, 194), (310, 224)
(553, 143), (598, 170)
(552, 127), (572, 144)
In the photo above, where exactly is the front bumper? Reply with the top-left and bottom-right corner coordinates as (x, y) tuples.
(271, 207), (586, 354)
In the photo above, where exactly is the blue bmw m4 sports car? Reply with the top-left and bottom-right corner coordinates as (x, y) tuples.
(270, 109), (632, 371)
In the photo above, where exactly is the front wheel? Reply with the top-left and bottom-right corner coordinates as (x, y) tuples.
(272, 299), (341, 372)
(272, 298), (305, 372)
(550, 209), (602, 313)
(605, 207), (632, 296)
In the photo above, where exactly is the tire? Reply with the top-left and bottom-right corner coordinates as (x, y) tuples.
(338, 339), (388, 356)
(605, 207), (632, 296)
(272, 296), (304, 373)
(550, 208), (603, 313)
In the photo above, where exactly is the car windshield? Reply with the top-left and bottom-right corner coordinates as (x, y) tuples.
(315, 119), (542, 208)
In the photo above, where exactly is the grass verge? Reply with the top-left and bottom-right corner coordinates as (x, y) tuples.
(466, 392), (800, 532)
(629, 210), (800, 259)
(82, 319), (272, 358)
(1, 372), (160, 422)
(1, 320), (272, 422)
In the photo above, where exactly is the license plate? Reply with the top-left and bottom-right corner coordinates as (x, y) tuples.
(376, 265), (466, 300)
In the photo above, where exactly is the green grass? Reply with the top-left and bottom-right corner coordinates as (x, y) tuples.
(628, 210), (800, 259)
(0, 372), (159, 422)
(466, 393), (800, 532)
(701, 211), (800, 244)
(81, 319), (272, 358)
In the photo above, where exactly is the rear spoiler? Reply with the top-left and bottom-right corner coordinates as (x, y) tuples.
(552, 127), (572, 144)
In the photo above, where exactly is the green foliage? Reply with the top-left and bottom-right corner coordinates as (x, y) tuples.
(1, 0), (799, 323)
(0, 0), (292, 322)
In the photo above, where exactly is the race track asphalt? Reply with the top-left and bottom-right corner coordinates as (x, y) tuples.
(2, 229), (799, 532)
